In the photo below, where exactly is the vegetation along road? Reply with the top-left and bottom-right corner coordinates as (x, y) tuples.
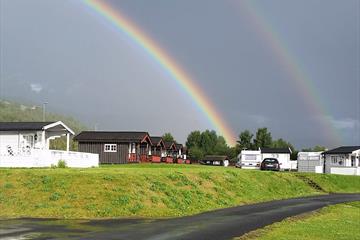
(0, 194), (359, 239)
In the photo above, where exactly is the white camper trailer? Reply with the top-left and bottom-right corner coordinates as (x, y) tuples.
(297, 152), (324, 173)
(237, 150), (262, 169)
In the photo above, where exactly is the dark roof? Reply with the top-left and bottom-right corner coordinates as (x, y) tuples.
(203, 155), (229, 161)
(0, 122), (55, 131)
(74, 131), (151, 143)
(322, 146), (360, 155)
(164, 141), (176, 149)
(175, 143), (183, 149)
(260, 147), (292, 154)
(150, 137), (163, 145)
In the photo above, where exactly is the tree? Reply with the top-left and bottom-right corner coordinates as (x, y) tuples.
(236, 130), (254, 151)
(185, 131), (202, 149)
(253, 127), (272, 148)
(188, 146), (204, 161)
(162, 132), (175, 142)
(301, 145), (326, 152)
(200, 130), (218, 154)
(214, 136), (229, 155)
(185, 130), (233, 160)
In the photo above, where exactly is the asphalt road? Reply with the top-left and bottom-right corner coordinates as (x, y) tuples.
(1, 193), (359, 240)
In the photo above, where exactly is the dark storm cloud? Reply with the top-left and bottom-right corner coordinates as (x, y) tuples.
(0, 0), (358, 147)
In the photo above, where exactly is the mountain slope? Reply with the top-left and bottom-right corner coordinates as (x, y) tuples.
(0, 99), (87, 150)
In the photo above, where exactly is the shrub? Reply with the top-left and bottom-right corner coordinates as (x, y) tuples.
(57, 160), (67, 168)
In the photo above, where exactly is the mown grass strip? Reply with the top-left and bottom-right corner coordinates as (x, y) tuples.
(0, 165), (359, 219)
(237, 201), (360, 240)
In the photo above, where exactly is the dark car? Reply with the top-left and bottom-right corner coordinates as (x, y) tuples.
(260, 158), (280, 171)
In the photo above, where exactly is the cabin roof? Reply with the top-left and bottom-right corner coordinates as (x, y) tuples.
(150, 136), (165, 148)
(0, 122), (55, 131)
(74, 131), (151, 144)
(260, 147), (292, 154)
(150, 137), (163, 145)
(164, 141), (176, 150)
(175, 143), (183, 149)
(322, 146), (360, 155)
(0, 121), (74, 134)
(203, 155), (229, 161)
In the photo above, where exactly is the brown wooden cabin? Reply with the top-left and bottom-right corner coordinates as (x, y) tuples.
(149, 136), (165, 163)
(74, 131), (152, 164)
(163, 141), (177, 163)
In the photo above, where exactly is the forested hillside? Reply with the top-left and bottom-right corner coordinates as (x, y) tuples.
(0, 99), (87, 150)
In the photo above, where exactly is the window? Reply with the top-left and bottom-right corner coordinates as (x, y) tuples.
(330, 156), (338, 165)
(104, 144), (117, 152)
(245, 155), (257, 160)
(23, 135), (35, 148)
(351, 156), (356, 167)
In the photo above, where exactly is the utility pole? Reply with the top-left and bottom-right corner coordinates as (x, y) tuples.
(42, 102), (48, 121)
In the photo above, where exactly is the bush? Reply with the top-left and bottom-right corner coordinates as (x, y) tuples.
(57, 160), (67, 168)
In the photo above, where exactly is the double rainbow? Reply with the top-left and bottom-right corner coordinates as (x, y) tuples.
(237, 1), (341, 146)
(81, 0), (237, 145)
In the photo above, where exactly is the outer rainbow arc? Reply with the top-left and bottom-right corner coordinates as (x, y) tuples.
(238, 1), (341, 146)
(82, 0), (237, 146)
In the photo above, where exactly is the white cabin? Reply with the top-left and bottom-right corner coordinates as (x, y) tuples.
(323, 146), (360, 176)
(0, 121), (74, 155)
(0, 121), (98, 168)
(297, 152), (324, 173)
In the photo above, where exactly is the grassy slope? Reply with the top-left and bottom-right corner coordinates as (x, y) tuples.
(0, 165), (359, 219)
(237, 201), (360, 240)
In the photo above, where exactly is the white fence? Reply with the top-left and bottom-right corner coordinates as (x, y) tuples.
(329, 167), (360, 176)
(290, 161), (297, 171)
(0, 149), (99, 168)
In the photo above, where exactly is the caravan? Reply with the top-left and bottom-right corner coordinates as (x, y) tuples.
(237, 150), (262, 169)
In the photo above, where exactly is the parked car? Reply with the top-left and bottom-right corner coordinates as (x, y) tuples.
(260, 158), (280, 171)
(200, 155), (229, 167)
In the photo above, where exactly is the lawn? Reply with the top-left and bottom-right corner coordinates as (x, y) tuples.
(237, 201), (360, 240)
(0, 164), (359, 219)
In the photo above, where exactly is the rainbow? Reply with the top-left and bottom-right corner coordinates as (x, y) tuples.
(81, 0), (237, 145)
(237, 1), (341, 146)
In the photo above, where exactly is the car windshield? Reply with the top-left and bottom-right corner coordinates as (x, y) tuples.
(264, 159), (277, 163)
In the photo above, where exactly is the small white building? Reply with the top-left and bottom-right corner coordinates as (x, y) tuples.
(297, 152), (324, 173)
(260, 147), (293, 171)
(323, 146), (360, 176)
(0, 121), (98, 168)
(237, 150), (262, 169)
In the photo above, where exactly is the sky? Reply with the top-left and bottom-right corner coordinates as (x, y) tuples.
(0, 0), (359, 148)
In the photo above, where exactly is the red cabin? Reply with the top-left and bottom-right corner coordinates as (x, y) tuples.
(149, 137), (166, 163)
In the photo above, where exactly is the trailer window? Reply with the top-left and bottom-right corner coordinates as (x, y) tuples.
(245, 155), (257, 160)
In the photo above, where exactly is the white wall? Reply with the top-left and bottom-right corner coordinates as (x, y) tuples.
(0, 131), (46, 156)
(0, 149), (99, 168)
(0, 132), (19, 155)
(330, 167), (360, 176)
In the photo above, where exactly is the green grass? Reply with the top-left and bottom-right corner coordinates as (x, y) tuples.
(0, 164), (359, 219)
(237, 201), (360, 240)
